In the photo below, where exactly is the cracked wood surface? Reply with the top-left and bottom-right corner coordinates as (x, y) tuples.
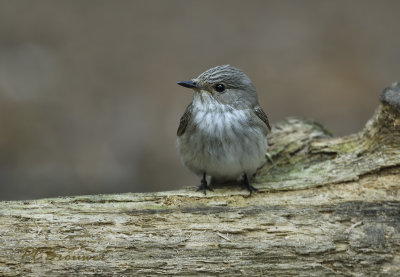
(1, 83), (400, 276)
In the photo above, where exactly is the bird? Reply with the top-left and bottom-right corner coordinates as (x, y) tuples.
(176, 65), (271, 195)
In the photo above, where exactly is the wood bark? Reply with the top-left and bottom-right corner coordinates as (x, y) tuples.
(1, 83), (400, 276)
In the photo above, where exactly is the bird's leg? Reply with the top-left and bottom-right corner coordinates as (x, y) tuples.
(196, 172), (213, 195)
(243, 173), (258, 195)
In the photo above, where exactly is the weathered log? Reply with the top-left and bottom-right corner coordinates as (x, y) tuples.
(1, 83), (400, 276)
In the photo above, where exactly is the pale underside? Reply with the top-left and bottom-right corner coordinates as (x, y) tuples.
(177, 92), (268, 180)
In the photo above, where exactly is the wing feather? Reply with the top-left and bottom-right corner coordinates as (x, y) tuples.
(177, 103), (193, 136)
(253, 105), (271, 131)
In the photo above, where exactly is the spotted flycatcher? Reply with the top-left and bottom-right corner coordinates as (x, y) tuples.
(176, 65), (271, 194)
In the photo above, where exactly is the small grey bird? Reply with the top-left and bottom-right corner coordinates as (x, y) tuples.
(176, 65), (271, 194)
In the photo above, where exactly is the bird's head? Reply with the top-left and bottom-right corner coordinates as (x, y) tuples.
(178, 65), (259, 108)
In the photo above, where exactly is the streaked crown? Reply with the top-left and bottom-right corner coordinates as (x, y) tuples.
(196, 65), (254, 90)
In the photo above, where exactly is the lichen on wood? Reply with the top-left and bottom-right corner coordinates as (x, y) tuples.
(0, 83), (400, 276)
(257, 82), (400, 191)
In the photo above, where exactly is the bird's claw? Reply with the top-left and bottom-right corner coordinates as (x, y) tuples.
(196, 179), (213, 195)
(243, 174), (258, 195)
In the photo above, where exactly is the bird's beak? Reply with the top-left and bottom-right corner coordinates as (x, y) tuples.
(177, 80), (199, 89)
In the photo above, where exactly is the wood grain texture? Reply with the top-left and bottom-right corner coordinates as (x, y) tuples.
(1, 83), (400, 276)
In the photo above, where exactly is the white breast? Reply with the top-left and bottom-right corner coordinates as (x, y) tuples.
(177, 96), (268, 180)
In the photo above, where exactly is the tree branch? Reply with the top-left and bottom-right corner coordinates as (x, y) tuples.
(1, 83), (400, 276)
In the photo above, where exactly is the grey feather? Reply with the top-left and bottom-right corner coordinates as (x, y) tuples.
(253, 105), (271, 131)
(177, 103), (193, 136)
(176, 65), (270, 187)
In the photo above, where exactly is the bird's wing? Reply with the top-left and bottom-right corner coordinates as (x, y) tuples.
(177, 103), (193, 136)
(253, 105), (271, 131)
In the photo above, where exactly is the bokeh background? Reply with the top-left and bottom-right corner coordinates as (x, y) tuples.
(0, 0), (399, 200)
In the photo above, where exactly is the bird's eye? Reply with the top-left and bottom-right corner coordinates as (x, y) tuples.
(215, 84), (225, 93)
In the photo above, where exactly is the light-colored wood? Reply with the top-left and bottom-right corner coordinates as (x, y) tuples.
(1, 83), (400, 276)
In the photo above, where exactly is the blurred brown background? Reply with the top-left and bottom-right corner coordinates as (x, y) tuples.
(0, 0), (399, 200)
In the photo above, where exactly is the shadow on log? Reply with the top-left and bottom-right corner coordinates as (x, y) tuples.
(1, 83), (400, 276)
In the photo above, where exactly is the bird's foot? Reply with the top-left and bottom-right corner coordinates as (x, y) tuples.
(243, 174), (258, 195)
(196, 173), (213, 195)
(246, 183), (258, 194)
